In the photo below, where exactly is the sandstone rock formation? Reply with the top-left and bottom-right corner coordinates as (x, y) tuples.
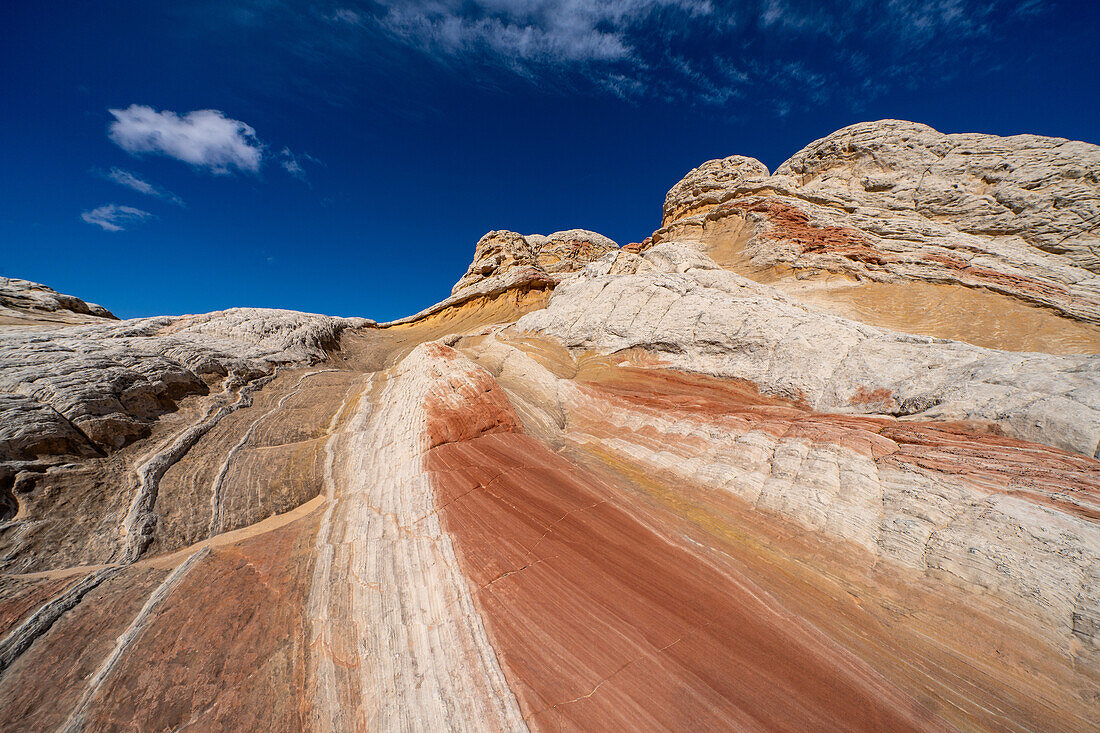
(452, 228), (618, 294)
(1, 120), (1099, 731)
(519, 242), (1100, 456)
(0, 308), (367, 568)
(0, 277), (116, 325)
(652, 120), (1100, 353)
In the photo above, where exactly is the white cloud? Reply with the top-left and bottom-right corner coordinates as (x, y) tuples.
(104, 167), (184, 206)
(80, 204), (153, 232)
(107, 105), (264, 174)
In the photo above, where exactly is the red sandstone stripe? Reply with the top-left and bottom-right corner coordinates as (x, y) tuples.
(575, 367), (1100, 520)
(426, 430), (952, 731)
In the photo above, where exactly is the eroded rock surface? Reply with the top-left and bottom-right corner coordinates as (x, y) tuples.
(0, 277), (116, 325)
(2, 123), (1100, 731)
(0, 308), (365, 460)
(0, 308), (368, 571)
(452, 228), (617, 295)
(652, 120), (1100, 352)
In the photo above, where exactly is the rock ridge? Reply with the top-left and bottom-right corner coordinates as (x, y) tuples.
(651, 119), (1100, 330)
(517, 242), (1100, 457)
(0, 277), (116, 324)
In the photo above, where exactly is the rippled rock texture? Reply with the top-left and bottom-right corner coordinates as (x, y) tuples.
(2, 120), (1099, 731)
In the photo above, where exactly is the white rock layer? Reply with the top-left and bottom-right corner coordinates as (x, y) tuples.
(307, 347), (526, 732)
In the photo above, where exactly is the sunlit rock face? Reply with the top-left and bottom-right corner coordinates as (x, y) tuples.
(0, 277), (116, 325)
(452, 228), (618, 295)
(2, 121), (1099, 732)
(651, 119), (1100, 354)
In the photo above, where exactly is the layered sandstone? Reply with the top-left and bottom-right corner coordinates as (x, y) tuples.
(0, 309), (362, 456)
(652, 120), (1100, 353)
(518, 242), (1100, 456)
(0, 308), (367, 570)
(2, 120), (1099, 731)
(433, 338), (1099, 730)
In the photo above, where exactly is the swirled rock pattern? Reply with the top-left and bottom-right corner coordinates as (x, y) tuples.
(0, 308), (367, 570)
(0, 308), (365, 459)
(518, 243), (1100, 456)
(2, 121), (1100, 731)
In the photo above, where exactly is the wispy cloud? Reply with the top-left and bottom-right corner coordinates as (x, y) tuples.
(281, 155), (304, 178)
(103, 167), (185, 206)
(326, 8), (364, 25)
(1012, 0), (1048, 16)
(108, 105), (264, 174)
(373, 0), (710, 68)
(80, 204), (153, 232)
(277, 147), (320, 182)
(313, 0), (1049, 114)
(755, 0), (997, 47)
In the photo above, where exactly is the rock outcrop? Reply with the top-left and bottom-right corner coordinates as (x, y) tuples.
(0, 307), (368, 570)
(651, 120), (1100, 353)
(452, 228), (617, 295)
(0, 308), (365, 460)
(0, 277), (116, 324)
(510, 245), (1100, 648)
(1, 120), (1099, 731)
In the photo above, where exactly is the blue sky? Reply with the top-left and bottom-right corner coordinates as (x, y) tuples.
(2, 1), (1097, 320)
